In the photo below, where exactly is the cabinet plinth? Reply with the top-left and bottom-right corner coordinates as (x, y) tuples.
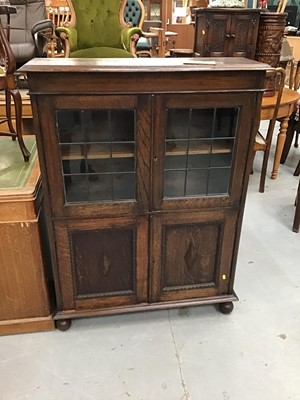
(20, 58), (268, 325)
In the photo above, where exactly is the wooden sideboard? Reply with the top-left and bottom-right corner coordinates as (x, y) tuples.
(21, 57), (268, 330)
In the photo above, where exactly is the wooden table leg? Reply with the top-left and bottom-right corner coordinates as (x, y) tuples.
(271, 116), (289, 179)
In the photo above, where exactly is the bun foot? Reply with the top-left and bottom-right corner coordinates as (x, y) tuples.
(56, 319), (72, 331)
(219, 302), (234, 314)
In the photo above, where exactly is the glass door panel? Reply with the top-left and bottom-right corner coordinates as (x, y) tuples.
(164, 107), (239, 198)
(143, 0), (161, 21)
(56, 109), (136, 204)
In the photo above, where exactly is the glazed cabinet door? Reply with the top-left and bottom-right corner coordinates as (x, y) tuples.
(36, 95), (151, 218)
(194, 12), (231, 57)
(152, 92), (258, 211)
(229, 13), (260, 59)
(54, 216), (148, 311)
(150, 210), (238, 303)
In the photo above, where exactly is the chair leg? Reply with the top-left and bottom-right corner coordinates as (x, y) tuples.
(5, 89), (16, 136)
(249, 150), (256, 175)
(295, 131), (299, 148)
(259, 145), (271, 193)
(292, 178), (300, 233)
(294, 160), (300, 176)
(10, 89), (31, 162)
(280, 114), (295, 164)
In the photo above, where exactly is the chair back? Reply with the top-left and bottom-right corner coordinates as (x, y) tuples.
(290, 60), (300, 91)
(65, 0), (125, 50)
(123, 0), (145, 28)
(265, 67), (286, 144)
(46, 0), (71, 29)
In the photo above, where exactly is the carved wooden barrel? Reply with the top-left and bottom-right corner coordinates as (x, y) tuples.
(255, 11), (287, 96)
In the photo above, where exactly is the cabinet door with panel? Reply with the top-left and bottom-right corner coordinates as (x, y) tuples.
(150, 210), (238, 304)
(152, 92), (258, 212)
(195, 12), (231, 57)
(54, 216), (149, 312)
(36, 95), (151, 219)
(229, 12), (260, 58)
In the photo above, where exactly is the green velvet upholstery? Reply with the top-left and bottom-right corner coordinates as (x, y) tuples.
(56, 0), (142, 58)
(71, 47), (135, 58)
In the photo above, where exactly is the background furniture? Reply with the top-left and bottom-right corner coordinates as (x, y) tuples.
(143, 0), (164, 22)
(0, 5), (30, 161)
(253, 67), (286, 193)
(169, 48), (194, 57)
(56, 0), (143, 58)
(45, 0), (71, 57)
(21, 57), (268, 329)
(255, 11), (287, 95)
(165, 0), (194, 49)
(46, 0), (70, 28)
(1, 0), (53, 68)
(286, 36), (300, 61)
(194, 8), (260, 59)
(123, 0), (152, 57)
(267, 5), (298, 27)
(280, 59), (300, 164)
(0, 139), (54, 335)
(0, 89), (33, 135)
(260, 86), (300, 179)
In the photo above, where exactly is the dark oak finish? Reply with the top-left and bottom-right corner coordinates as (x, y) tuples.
(194, 8), (260, 59)
(20, 57), (268, 327)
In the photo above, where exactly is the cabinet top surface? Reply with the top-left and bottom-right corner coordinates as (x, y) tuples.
(20, 57), (269, 74)
(195, 7), (261, 13)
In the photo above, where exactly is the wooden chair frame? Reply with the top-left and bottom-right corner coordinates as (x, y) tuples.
(293, 160), (300, 233)
(253, 67), (286, 193)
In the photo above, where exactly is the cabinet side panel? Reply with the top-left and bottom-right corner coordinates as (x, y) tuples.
(0, 220), (51, 320)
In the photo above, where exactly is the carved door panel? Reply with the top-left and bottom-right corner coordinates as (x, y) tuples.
(150, 210), (238, 303)
(54, 216), (148, 311)
(205, 13), (231, 57)
(229, 13), (260, 59)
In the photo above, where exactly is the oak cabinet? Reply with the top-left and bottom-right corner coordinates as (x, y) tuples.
(21, 58), (268, 329)
(194, 8), (261, 59)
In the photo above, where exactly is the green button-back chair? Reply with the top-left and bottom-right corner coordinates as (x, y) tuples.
(56, 0), (143, 58)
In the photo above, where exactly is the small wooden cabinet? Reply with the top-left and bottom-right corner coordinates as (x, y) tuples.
(0, 157), (54, 335)
(194, 8), (261, 59)
(21, 58), (268, 329)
